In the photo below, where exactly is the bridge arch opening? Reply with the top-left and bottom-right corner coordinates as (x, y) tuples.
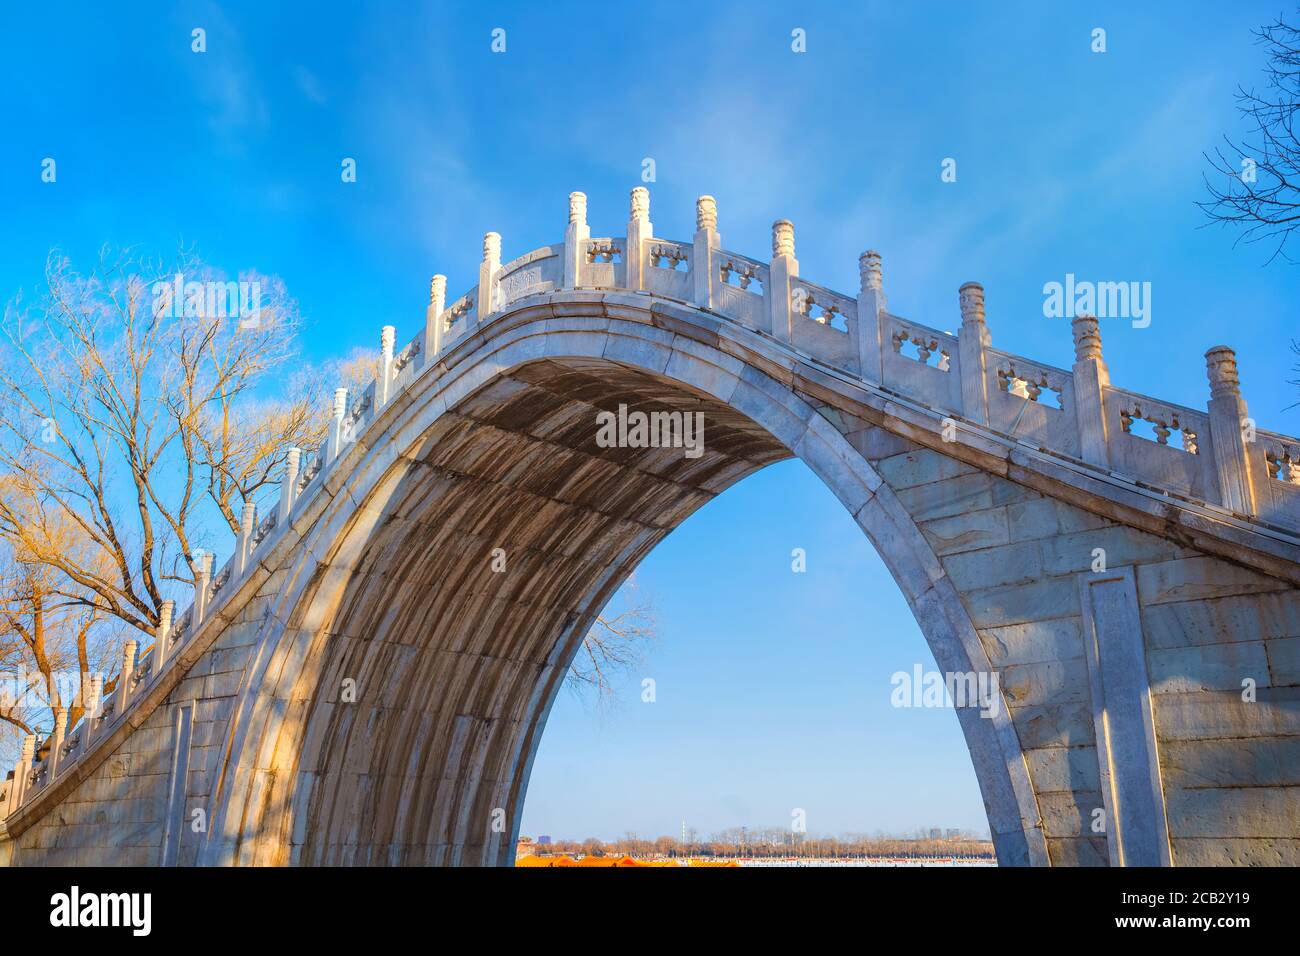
(519, 453), (993, 858)
(199, 314), (1044, 867)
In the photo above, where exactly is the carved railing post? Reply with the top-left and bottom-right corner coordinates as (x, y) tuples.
(86, 674), (103, 721)
(477, 232), (501, 325)
(564, 192), (589, 289)
(1205, 345), (1257, 516)
(692, 196), (719, 310)
(84, 674), (104, 752)
(11, 733), (35, 812)
(1071, 314), (1111, 468)
(116, 639), (137, 716)
(193, 550), (214, 624)
(157, 599), (176, 667)
(626, 187), (652, 291)
(957, 282), (990, 425)
(423, 274), (447, 364)
(855, 251), (885, 386)
(379, 324), (396, 407)
(279, 447), (301, 525)
(236, 500), (256, 575)
(768, 219), (798, 340)
(49, 706), (68, 777)
(326, 387), (349, 464)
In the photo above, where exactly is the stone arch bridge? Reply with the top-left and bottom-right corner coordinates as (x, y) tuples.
(3, 189), (1299, 867)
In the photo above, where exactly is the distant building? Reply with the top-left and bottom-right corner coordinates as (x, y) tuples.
(536, 835), (552, 845)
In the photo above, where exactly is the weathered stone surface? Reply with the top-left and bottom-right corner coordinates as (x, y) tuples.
(1137, 556), (1291, 606)
(1147, 641), (1271, 694)
(1025, 745), (1102, 794)
(1142, 591), (1300, 649)
(943, 540), (1042, 590)
(1268, 636), (1300, 686)
(1165, 786), (1300, 838)
(1171, 837), (1300, 866)
(980, 617), (1084, 669)
(964, 578), (1079, 630)
(893, 472), (993, 523)
(1039, 525), (1180, 575)
(1010, 700), (1095, 750)
(875, 447), (978, 489)
(1152, 687), (1300, 741)
(1161, 736), (1300, 789)
(1038, 789), (1106, 838)
(1001, 659), (1091, 709)
(1045, 835), (1109, 866)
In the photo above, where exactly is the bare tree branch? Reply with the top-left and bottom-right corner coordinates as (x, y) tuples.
(1200, 15), (1300, 263)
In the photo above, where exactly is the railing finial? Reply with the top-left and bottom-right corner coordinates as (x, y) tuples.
(483, 231), (501, 263)
(697, 195), (717, 231)
(772, 219), (795, 259)
(859, 251), (882, 295)
(1072, 313), (1103, 363)
(279, 446), (302, 525)
(568, 191), (587, 226)
(630, 186), (649, 222)
(1204, 344), (1255, 516)
(959, 281), (985, 327)
(563, 192), (591, 290)
(86, 674), (103, 719)
(957, 281), (990, 425)
(1205, 345), (1241, 399)
(425, 274), (449, 364)
(158, 599), (176, 665)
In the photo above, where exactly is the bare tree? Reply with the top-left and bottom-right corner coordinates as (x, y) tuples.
(565, 591), (655, 701)
(1200, 15), (1300, 262)
(0, 248), (321, 637)
(0, 508), (120, 764)
(0, 248), (328, 761)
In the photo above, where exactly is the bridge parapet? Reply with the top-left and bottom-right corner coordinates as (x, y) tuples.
(5, 186), (1299, 828)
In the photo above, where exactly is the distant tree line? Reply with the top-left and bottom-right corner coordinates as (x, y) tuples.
(532, 829), (995, 861)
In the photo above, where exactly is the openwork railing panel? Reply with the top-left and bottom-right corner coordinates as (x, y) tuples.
(1254, 429), (1300, 525)
(644, 240), (692, 303)
(441, 289), (476, 347)
(714, 253), (769, 332)
(1104, 385), (1214, 499)
(881, 313), (960, 411)
(986, 348), (1077, 455)
(580, 238), (625, 289)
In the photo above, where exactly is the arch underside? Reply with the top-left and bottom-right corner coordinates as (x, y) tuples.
(291, 358), (792, 865)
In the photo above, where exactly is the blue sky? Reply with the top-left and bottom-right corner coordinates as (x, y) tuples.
(2, 1), (1297, 840)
